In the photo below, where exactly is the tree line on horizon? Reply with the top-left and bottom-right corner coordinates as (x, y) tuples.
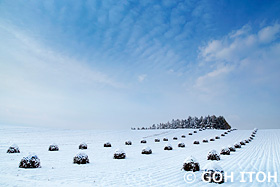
(132, 115), (231, 130)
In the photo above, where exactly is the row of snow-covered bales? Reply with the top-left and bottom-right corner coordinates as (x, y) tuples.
(7, 128), (258, 184)
(183, 128), (258, 183)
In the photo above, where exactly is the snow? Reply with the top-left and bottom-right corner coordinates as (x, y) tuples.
(142, 146), (151, 151)
(114, 148), (125, 154)
(19, 153), (41, 168)
(0, 125), (279, 186)
(164, 143), (172, 147)
(207, 149), (219, 156)
(203, 162), (223, 172)
(184, 156), (199, 164)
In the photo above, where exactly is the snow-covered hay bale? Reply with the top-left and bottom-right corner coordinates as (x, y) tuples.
(48, 144), (59, 151)
(220, 147), (230, 155)
(240, 141), (245, 145)
(209, 138), (215, 141)
(140, 139), (147, 144)
(234, 142), (241, 148)
(251, 134), (255, 137)
(164, 143), (173, 150)
(114, 149), (126, 159)
(221, 134), (225, 137)
(79, 142), (87, 149)
(125, 140), (132, 145)
(182, 156), (200, 172)
(215, 136), (220, 139)
(141, 146), (152, 154)
(199, 129), (202, 131)
(193, 140), (200, 145)
(73, 152), (89, 164)
(173, 137), (178, 140)
(249, 136), (254, 140)
(188, 132), (193, 135)
(207, 150), (220, 161)
(19, 153), (41, 168)
(155, 138), (160, 142)
(224, 131), (228, 134)
(181, 135), (186, 138)
(178, 142), (185, 148)
(202, 139), (208, 143)
(245, 139), (249, 143)
(163, 137), (168, 141)
(228, 145), (236, 152)
(7, 144), (20, 153)
(104, 142), (112, 147)
(202, 162), (224, 184)
(193, 130), (197, 133)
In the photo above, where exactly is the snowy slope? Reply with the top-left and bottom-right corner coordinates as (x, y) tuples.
(0, 126), (279, 186)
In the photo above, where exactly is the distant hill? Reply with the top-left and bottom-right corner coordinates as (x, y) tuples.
(133, 115), (231, 130)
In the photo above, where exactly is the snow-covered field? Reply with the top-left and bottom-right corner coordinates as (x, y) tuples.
(0, 125), (279, 186)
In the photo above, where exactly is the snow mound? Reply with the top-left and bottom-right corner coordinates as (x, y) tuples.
(142, 146), (152, 154)
(141, 139), (147, 143)
(203, 139), (208, 143)
(164, 143), (173, 150)
(73, 152), (89, 164)
(193, 140), (200, 144)
(202, 162), (224, 183)
(178, 142), (185, 148)
(183, 156), (200, 172)
(234, 142), (241, 148)
(163, 137), (168, 141)
(7, 144), (20, 153)
(104, 142), (112, 147)
(79, 142), (87, 149)
(19, 153), (41, 168)
(207, 150), (220, 160)
(210, 137), (215, 141)
(220, 147), (230, 155)
(114, 149), (126, 159)
(49, 144), (59, 151)
(228, 145), (236, 152)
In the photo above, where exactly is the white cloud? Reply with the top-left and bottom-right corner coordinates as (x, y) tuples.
(258, 23), (280, 43)
(0, 23), (123, 89)
(0, 23), (128, 128)
(195, 22), (280, 97)
(138, 74), (147, 82)
(229, 24), (251, 38)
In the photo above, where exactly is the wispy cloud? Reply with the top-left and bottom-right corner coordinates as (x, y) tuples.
(195, 22), (280, 97)
(138, 74), (147, 83)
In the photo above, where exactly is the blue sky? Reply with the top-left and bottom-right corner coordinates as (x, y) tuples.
(0, 0), (280, 129)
